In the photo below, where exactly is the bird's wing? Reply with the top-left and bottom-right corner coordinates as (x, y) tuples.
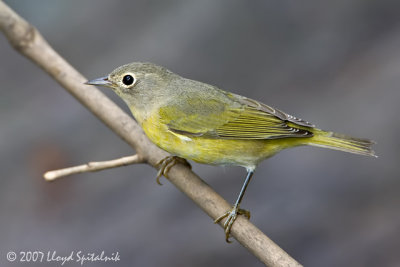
(160, 93), (314, 140)
(225, 92), (315, 128)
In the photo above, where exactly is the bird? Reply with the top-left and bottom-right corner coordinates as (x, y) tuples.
(86, 62), (376, 242)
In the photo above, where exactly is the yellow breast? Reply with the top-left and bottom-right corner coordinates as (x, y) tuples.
(140, 113), (302, 169)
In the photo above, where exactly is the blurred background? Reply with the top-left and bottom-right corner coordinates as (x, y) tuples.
(1, 0), (399, 266)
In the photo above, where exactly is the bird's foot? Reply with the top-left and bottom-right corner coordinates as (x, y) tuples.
(214, 204), (251, 242)
(155, 156), (191, 185)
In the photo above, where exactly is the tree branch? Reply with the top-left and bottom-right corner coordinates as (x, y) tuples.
(0, 1), (302, 266)
(44, 154), (144, 181)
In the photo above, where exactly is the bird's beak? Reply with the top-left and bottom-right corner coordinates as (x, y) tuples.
(85, 76), (112, 87)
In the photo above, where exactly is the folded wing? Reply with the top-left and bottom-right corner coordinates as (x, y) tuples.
(161, 93), (314, 140)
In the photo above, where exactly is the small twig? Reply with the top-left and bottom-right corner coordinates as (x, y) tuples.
(44, 154), (144, 181)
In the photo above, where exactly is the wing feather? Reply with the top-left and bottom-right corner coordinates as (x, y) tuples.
(161, 93), (314, 140)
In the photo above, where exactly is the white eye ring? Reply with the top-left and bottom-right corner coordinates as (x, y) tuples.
(121, 73), (136, 87)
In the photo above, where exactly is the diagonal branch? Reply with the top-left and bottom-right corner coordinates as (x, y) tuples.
(0, 1), (301, 266)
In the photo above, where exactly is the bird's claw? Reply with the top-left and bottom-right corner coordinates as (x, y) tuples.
(155, 156), (191, 185)
(214, 204), (251, 242)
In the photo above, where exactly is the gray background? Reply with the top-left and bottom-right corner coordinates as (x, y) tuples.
(1, 1), (399, 266)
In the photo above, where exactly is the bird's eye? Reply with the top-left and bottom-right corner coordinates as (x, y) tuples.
(122, 75), (134, 86)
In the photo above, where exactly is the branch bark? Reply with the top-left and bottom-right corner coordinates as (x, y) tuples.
(44, 154), (144, 181)
(0, 1), (302, 266)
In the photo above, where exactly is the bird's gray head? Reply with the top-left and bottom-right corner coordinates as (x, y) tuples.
(86, 62), (174, 97)
(86, 62), (177, 117)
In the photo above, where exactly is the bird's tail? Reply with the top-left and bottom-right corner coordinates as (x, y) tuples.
(308, 129), (376, 157)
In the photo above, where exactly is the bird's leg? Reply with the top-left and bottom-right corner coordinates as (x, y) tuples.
(155, 156), (191, 185)
(214, 170), (254, 242)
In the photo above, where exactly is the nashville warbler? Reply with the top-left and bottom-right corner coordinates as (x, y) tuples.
(86, 62), (376, 242)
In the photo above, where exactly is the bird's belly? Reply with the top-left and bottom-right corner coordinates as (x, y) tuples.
(141, 118), (295, 169)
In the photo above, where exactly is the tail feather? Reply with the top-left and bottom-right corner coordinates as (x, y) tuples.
(309, 130), (376, 157)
